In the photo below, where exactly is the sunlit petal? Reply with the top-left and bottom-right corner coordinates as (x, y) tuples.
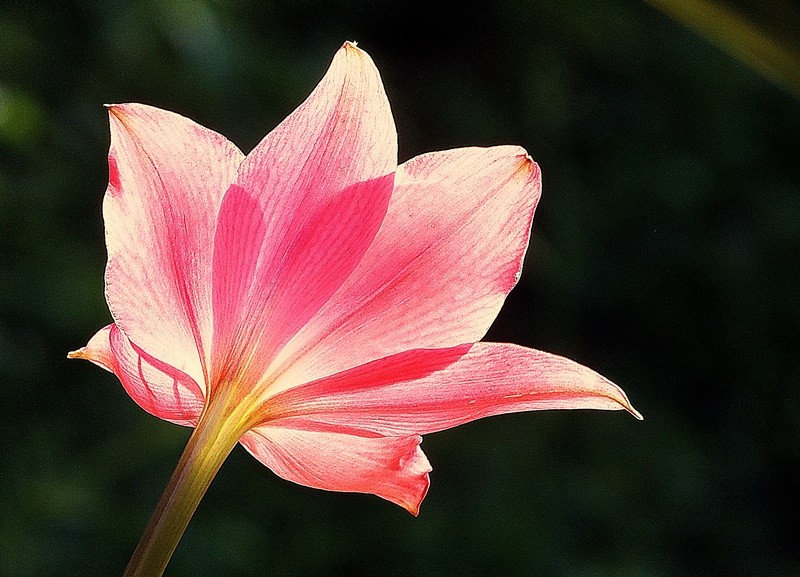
(240, 424), (430, 514)
(69, 324), (204, 426)
(273, 147), (540, 388)
(210, 43), (397, 391)
(103, 104), (244, 392)
(265, 342), (641, 437)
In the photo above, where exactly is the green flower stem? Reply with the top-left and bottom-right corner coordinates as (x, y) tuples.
(122, 396), (250, 577)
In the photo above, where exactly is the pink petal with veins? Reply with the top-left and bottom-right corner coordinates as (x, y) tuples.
(240, 424), (430, 515)
(69, 324), (204, 426)
(103, 104), (244, 392)
(210, 43), (396, 392)
(72, 42), (640, 514)
(272, 146), (540, 390)
(264, 342), (641, 438)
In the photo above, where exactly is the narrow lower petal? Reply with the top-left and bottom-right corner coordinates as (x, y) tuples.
(69, 324), (204, 426)
(272, 147), (540, 389)
(210, 42), (397, 390)
(103, 104), (244, 392)
(264, 342), (641, 437)
(239, 424), (430, 515)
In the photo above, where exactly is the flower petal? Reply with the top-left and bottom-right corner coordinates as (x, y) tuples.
(272, 147), (540, 389)
(210, 42), (397, 388)
(264, 342), (641, 437)
(69, 324), (204, 426)
(103, 104), (244, 393)
(239, 424), (430, 515)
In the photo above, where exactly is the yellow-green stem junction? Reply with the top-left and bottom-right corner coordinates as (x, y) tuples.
(122, 391), (252, 577)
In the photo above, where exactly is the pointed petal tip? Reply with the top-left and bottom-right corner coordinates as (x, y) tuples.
(339, 40), (376, 66)
(594, 370), (642, 420)
(627, 403), (644, 421)
(103, 103), (151, 125)
(517, 149), (541, 180)
(67, 325), (115, 370)
(612, 387), (643, 420)
(397, 437), (431, 516)
(341, 41), (371, 64)
(104, 103), (130, 126)
(104, 103), (144, 127)
(398, 470), (430, 517)
(403, 494), (423, 516)
(379, 434), (431, 516)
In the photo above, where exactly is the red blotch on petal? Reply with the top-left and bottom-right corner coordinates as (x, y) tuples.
(107, 153), (121, 195)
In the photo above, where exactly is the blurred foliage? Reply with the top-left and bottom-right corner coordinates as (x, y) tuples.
(1, 0), (798, 576)
(647, 0), (800, 96)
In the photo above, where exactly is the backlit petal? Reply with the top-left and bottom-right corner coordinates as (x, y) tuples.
(70, 43), (642, 521)
(104, 104), (244, 392)
(264, 342), (641, 437)
(210, 42), (396, 390)
(272, 147), (539, 390)
(239, 424), (430, 515)
(69, 324), (204, 426)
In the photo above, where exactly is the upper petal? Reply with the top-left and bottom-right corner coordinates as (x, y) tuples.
(270, 146), (540, 389)
(103, 104), (244, 392)
(264, 342), (641, 437)
(210, 42), (397, 390)
(68, 324), (204, 426)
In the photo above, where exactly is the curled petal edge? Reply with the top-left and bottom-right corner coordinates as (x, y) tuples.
(69, 324), (204, 426)
(240, 425), (431, 515)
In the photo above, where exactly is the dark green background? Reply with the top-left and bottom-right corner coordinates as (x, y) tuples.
(2, 1), (798, 575)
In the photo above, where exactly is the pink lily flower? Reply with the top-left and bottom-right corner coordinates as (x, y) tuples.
(70, 42), (639, 567)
